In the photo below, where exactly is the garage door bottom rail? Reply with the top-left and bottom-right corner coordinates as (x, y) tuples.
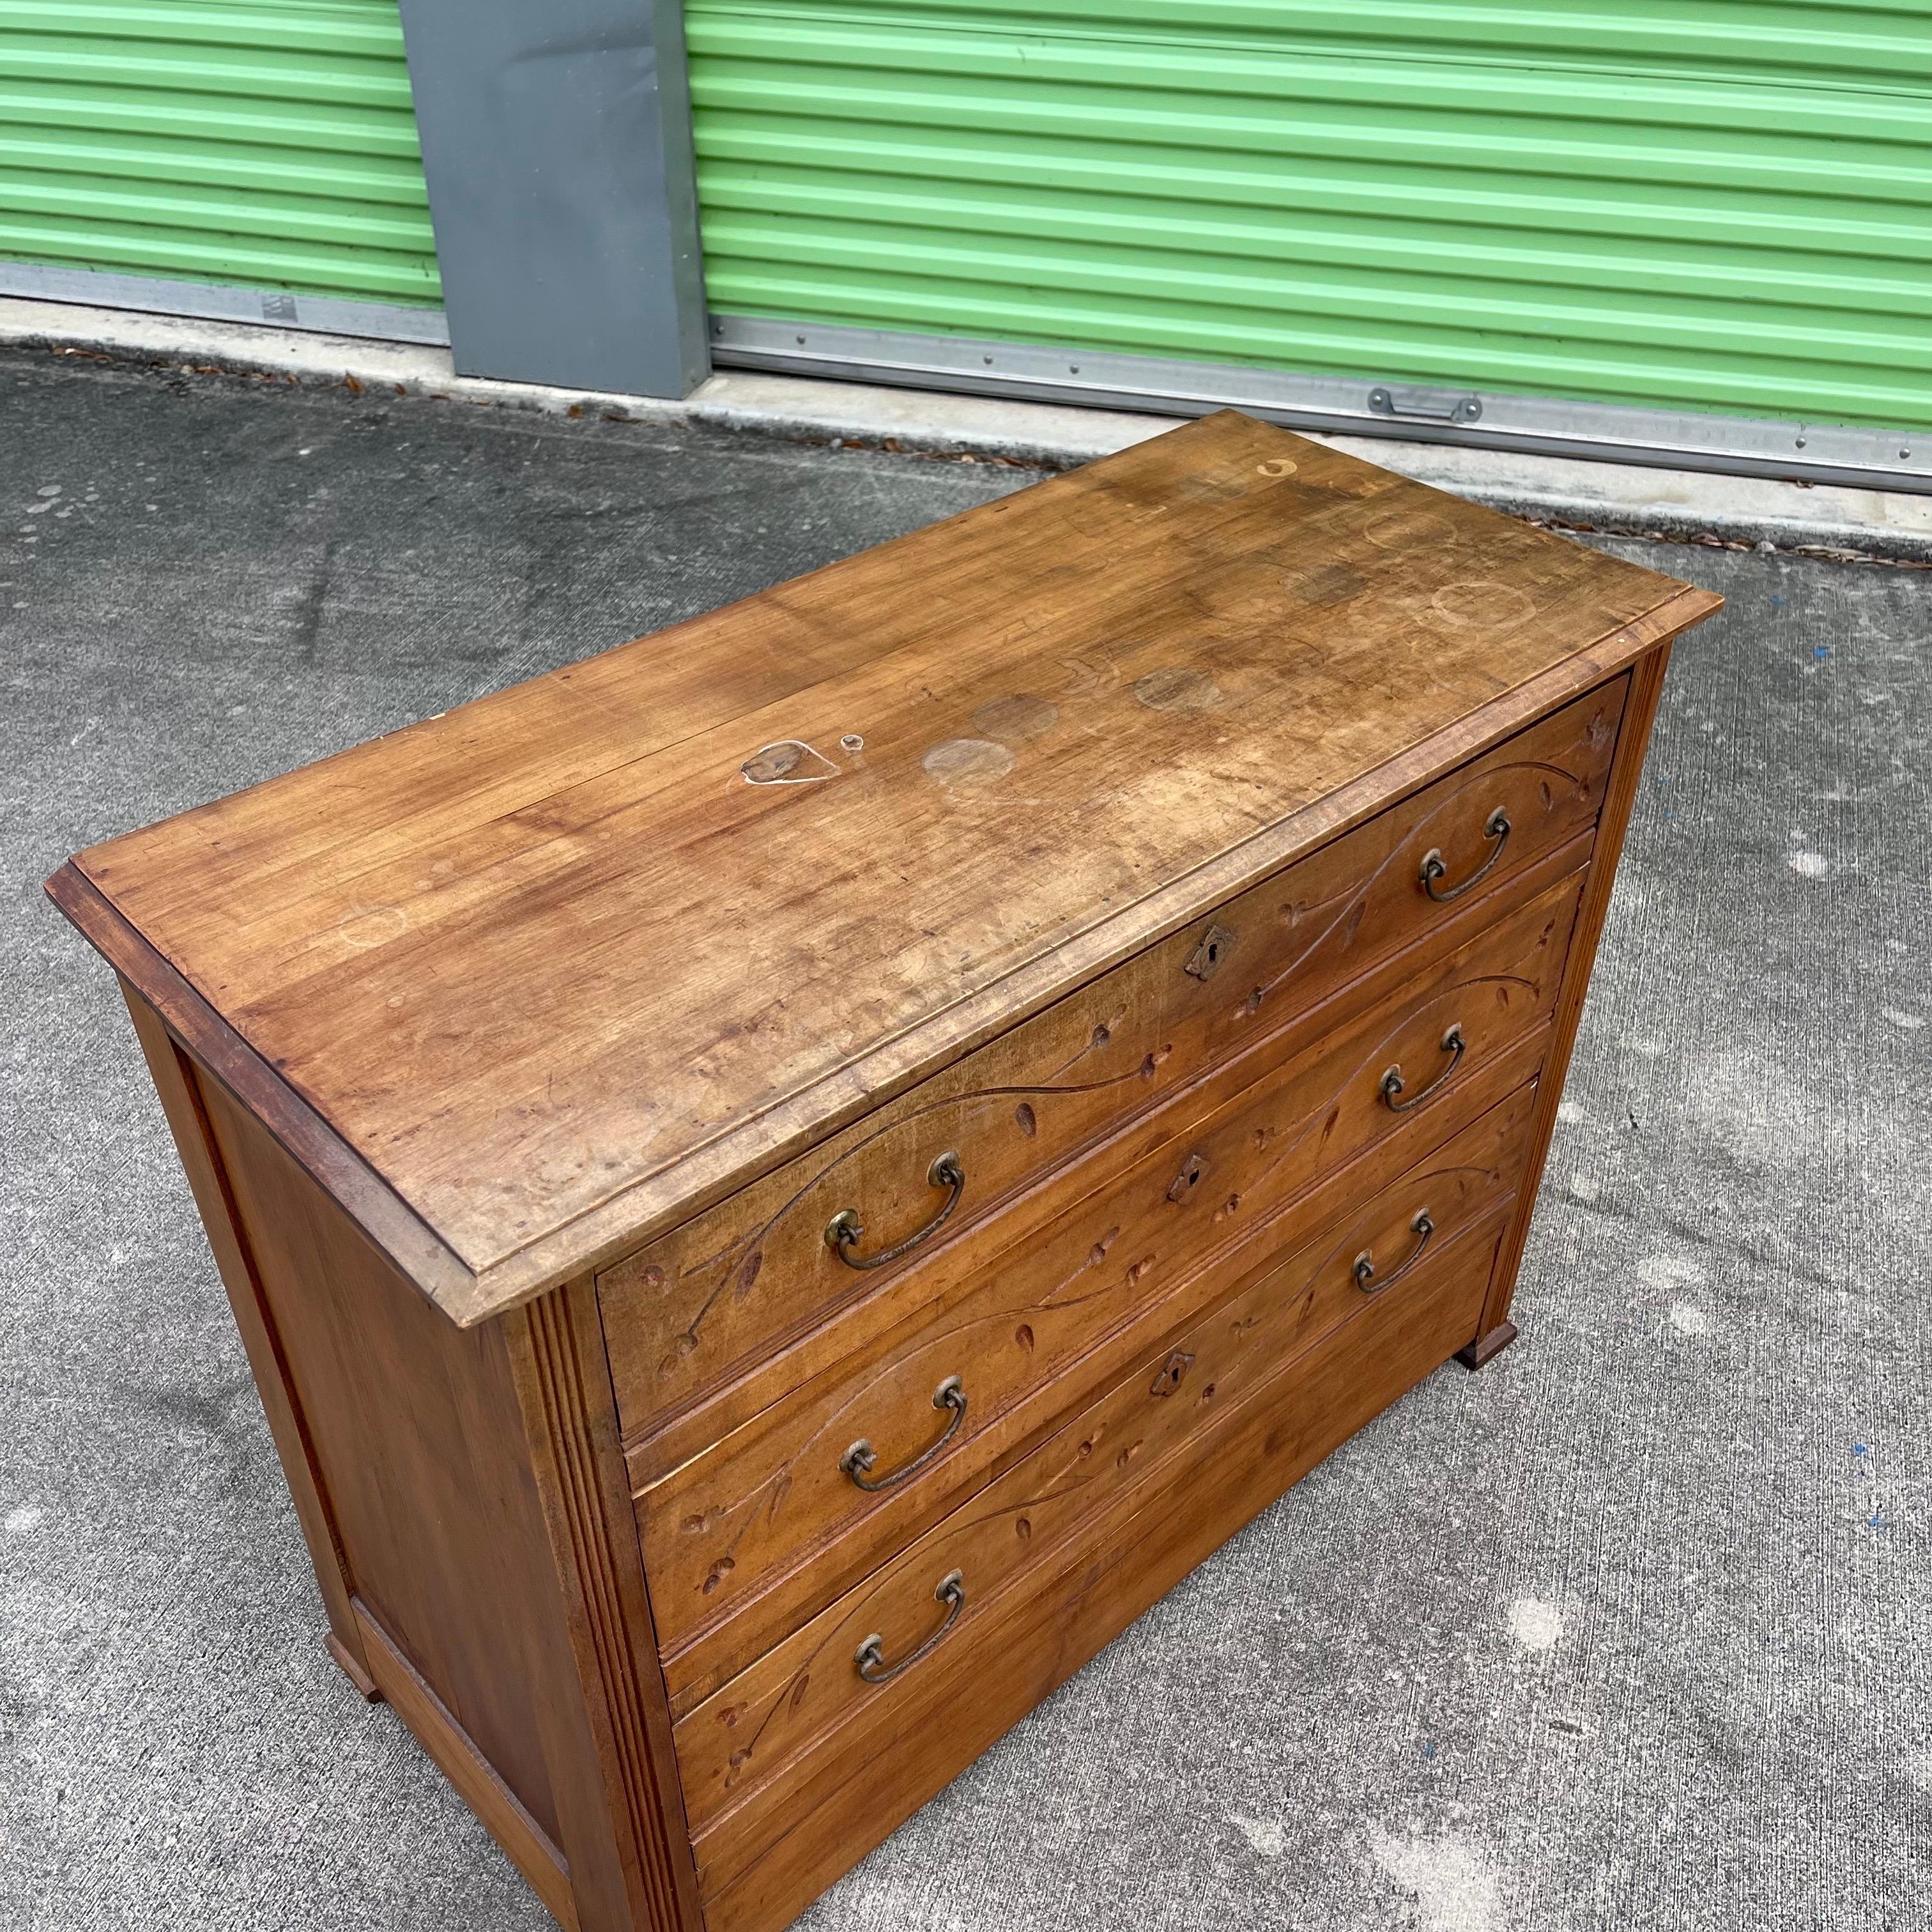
(710, 314), (1929, 498)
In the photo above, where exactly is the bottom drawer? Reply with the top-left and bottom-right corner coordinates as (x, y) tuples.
(685, 1123), (1520, 1926)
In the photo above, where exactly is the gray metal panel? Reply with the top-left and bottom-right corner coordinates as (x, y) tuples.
(0, 262), (450, 346)
(397, 0), (707, 397)
(711, 314), (1932, 498)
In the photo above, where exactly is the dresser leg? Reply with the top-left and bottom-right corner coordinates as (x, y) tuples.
(326, 1631), (384, 1702)
(1457, 1321), (1519, 1371)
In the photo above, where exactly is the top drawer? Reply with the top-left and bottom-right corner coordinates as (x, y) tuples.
(599, 675), (1627, 1435)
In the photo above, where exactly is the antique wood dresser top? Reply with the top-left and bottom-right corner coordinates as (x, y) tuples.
(47, 411), (1716, 1324)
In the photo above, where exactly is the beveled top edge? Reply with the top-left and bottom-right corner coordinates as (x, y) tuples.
(46, 860), (478, 1303)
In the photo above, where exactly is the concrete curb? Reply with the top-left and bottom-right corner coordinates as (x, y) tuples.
(7, 296), (1930, 564)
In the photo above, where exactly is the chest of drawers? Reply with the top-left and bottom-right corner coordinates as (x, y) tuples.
(48, 411), (1720, 1932)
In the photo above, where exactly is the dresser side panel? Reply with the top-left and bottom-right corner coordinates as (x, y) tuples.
(190, 1071), (596, 1885)
(118, 979), (371, 1682)
(1473, 639), (1677, 1353)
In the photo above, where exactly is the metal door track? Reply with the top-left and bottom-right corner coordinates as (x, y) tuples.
(710, 316), (1930, 498)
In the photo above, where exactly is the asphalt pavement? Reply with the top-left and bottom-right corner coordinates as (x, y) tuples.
(3, 345), (1926, 1932)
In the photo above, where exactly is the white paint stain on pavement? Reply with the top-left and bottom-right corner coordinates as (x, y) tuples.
(1882, 1007), (1926, 1031)
(1506, 1597), (1565, 1652)
(1370, 1825), (1505, 1932)
(1229, 1814), (1285, 1857)
(1555, 1099), (1589, 1125)
(4, 1504), (45, 1536)
(1669, 1303), (1712, 1336)
(1636, 1253), (1708, 1296)
(1787, 850), (1830, 877)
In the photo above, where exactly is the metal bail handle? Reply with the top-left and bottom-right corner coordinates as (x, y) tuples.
(1419, 806), (1511, 903)
(840, 1376), (968, 1492)
(854, 1570), (966, 1684)
(1353, 1209), (1436, 1296)
(825, 1151), (965, 1271)
(1380, 1023), (1466, 1113)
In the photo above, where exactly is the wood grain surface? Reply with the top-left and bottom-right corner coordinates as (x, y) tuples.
(183, 1067), (705, 1930)
(671, 1088), (1537, 1835)
(596, 679), (1624, 1437)
(695, 1216), (1510, 1929)
(54, 412), (1714, 1322)
(657, 1022), (1549, 1719)
(632, 862), (1583, 1680)
(1472, 636), (1680, 1359)
(353, 1604), (581, 1932)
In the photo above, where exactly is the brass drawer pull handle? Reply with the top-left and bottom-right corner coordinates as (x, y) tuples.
(1419, 806), (1510, 903)
(841, 1376), (967, 1491)
(854, 1570), (965, 1683)
(825, 1151), (965, 1271)
(1353, 1210), (1435, 1296)
(1380, 1023), (1465, 1112)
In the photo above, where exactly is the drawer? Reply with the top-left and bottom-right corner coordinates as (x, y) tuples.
(638, 843), (1574, 1685)
(671, 1087), (1533, 1836)
(683, 1183), (1514, 1918)
(599, 678), (1625, 1435)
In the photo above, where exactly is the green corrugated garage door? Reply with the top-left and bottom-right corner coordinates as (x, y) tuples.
(0, 0), (438, 318)
(689, 1), (1932, 444)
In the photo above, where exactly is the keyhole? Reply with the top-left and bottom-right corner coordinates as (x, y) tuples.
(1167, 1151), (1210, 1202)
(1149, 1348), (1194, 1397)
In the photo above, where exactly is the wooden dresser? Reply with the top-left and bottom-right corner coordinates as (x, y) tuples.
(48, 412), (1719, 1932)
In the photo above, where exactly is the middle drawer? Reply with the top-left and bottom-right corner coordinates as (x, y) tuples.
(639, 867), (1580, 1693)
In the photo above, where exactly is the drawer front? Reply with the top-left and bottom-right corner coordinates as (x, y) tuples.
(638, 860), (1577, 1681)
(685, 1199), (1511, 1920)
(671, 1087), (1533, 1839)
(651, 1029), (1547, 1706)
(600, 678), (1625, 1436)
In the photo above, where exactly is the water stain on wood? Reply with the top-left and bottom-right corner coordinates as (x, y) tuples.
(337, 905), (408, 949)
(971, 694), (1060, 743)
(1365, 508), (1459, 551)
(1177, 466), (1251, 503)
(1133, 666), (1222, 712)
(922, 739), (1015, 786)
(1430, 581), (1537, 631)
(1280, 562), (1365, 609)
